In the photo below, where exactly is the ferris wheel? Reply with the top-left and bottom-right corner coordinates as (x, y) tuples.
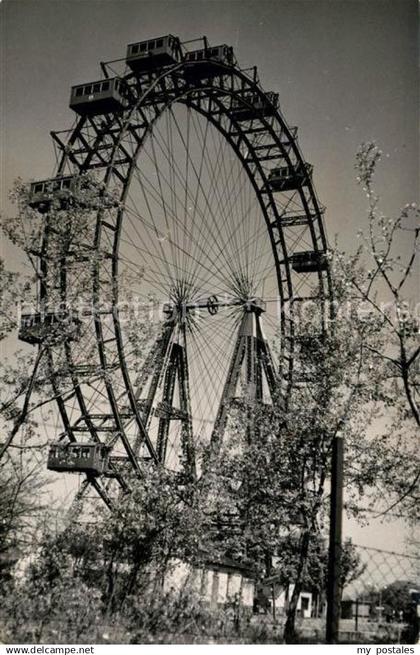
(16, 35), (331, 509)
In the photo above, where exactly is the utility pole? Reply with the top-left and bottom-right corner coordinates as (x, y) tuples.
(355, 598), (359, 633)
(326, 434), (344, 643)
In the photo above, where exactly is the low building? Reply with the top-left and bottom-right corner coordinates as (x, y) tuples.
(163, 556), (256, 609)
(341, 599), (371, 619)
(255, 579), (314, 618)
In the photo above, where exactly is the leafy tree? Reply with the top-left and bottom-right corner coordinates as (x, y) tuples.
(0, 453), (47, 591)
(379, 579), (418, 618)
(0, 145), (418, 645)
(2, 528), (103, 642)
(90, 467), (216, 611)
(206, 263), (384, 641)
(346, 142), (419, 515)
(353, 143), (419, 425)
(0, 253), (49, 592)
(204, 143), (418, 642)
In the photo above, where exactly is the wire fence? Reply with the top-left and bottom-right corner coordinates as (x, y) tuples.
(333, 544), (420, 644)
(248, 544), (420, 644)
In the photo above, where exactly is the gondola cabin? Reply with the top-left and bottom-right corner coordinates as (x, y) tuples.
(267, 163), (313, 192)
(18, 311), (81, 345)
(289, 250), (328, 273)
(126, 35), (182, 73)
(230, 92), (279, 122)
(29, 176), (76, 213)
(47, 442), (109, 475)
(184, 45), (235, 79)
(70, 77), (129, 116)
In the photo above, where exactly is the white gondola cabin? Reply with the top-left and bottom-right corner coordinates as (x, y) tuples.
(289, 251), (328, 273)
(47, 442), (109, 475)
(230, 92), (279, 122)
(184, 45), (235, 79)
(126, 35), (182, 73)
(267, 163), (313, 192)
(70, 77), (129, 116)
(18, 311), (81, 345)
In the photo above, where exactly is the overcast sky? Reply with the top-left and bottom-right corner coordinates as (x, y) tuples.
(2, 0), (418, 233)
(1, 0), (419, 551)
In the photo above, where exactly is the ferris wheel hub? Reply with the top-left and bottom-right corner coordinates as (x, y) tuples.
(162, 295), (266, 322)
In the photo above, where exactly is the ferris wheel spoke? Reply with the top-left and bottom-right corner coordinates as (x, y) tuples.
(215, 133), (251, 281)
(122, 203), (188, 292)
(122, 207), (237, 300)
(182, 108), (245, 278)
(148, 111), (216, 286)
(246, 246), (281, 294)
(189, 105), (260, 265)
(163, 110), (179, 274)
(122, 200), (177, 277)
(198, 157), (261, 287)
(128, 163), (178, 288)
(187, 312), (241, 393)
(182, 111), (255, 286)
(189, 338), (237, 407)
(180, 112), (211, 286)
(142, 140), (237, 292)
(181, 107), (191, 281)
(127, 146), (241, 292)
(210, 194), (266, 287)
(123, 194), (229, 297)
(117, 249), (188, 298)
(162, 105), (247, 285)
(149, 133), (183, 281)
(186, 329), (236, 434)
(151, 105), (259, 293)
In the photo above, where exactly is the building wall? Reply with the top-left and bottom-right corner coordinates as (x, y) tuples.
(163, 558), (255, 608)
(271, 584), (313, 618)
(341, 600), (371, 619)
